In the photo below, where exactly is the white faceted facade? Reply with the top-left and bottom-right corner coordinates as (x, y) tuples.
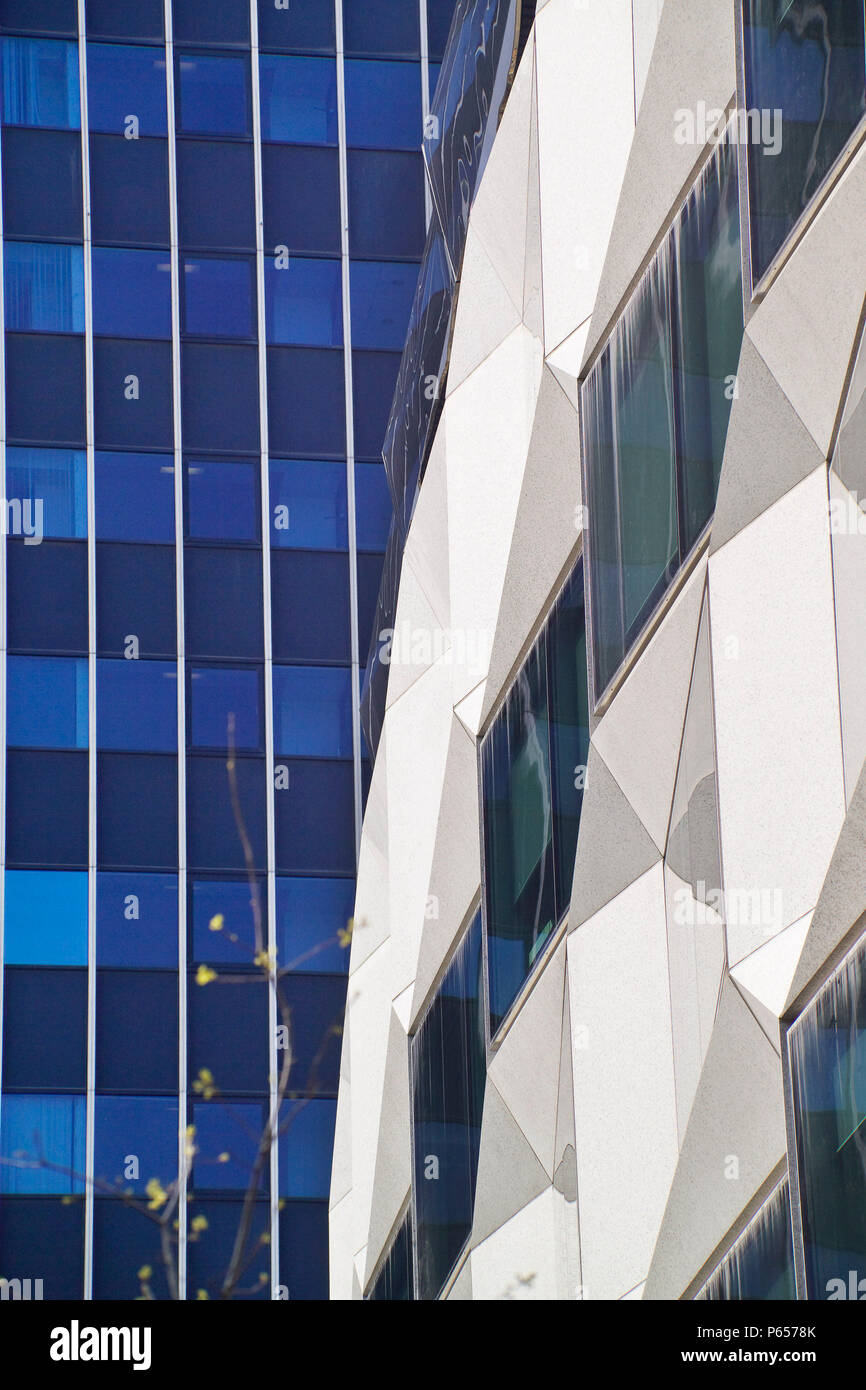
(331, 0), (866, 1301)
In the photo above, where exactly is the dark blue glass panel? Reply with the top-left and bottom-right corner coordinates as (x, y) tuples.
(184, 548), (265, 659)
(96, 971), (178, 1091)
(181, 342), (260, 452)
(187, 1199), (269, 1300)
(269, 458), (348, 551)
(279, 1201), (328, 1300)
(279, 1098), (336, 1197)
(177, 51), (250, 137)
(273, 665), (352, 758)
(547, 565), (589, 922)
(2, 128), (82, 239)
(85, 0), (164, 42)
(94, 1096), (178, 1196)
(92, 1201), (171, 1301)
(7, 654), (88, 748)
(95, 450), (175, 542)
(97, 753), (179, 870)
(351, 259), (418, 350)
(92, 247), (172, 339)
(427, 0), (455, 61)
(4, 869), (88, 966)
(177, 139), (255, 251)
(5, 750), (87, 868)
(347, 148), (425, 258)
(368, 1214), (413, 1300)
(90, 134), (170, 247)
(0, 1094), (85, 1192)
(262, 144), (340, 256)
(276, 876), (354, 974)
(259, 53), (337, 144)
(93, 338), (174, 449)
(344, 0), (420, 58)
(188, 973), (269, 1093)
(187, 755), (267, 873)
(352, 349), (400, 459)
(271, 550), (350, 661)
(4, 240), (84, 332)
(355, 462), (392, 550)
(345, 58), (421, 149)
(174, 0), (250, 46)
(97, 658), (178, 752)
(257, 0), (335, 52)
(267, 346), (346, 457)
(7, 539), (88, 653)
(190, 665), (263, 751)
(193, 1101), (266, 1192)
(96, 542), (177, 657)
(2, 967), (87, 1089)
(357, 550), (385, 657)
(6, 445), (86, 539)
(700, 1180), (795, 1300)
(1, 0), (77, 35)
(187, 457), (259, 541)
(6, 331), (85, 444)
(1, 36), (80, 129)
(191, 877), (261, 964)
(0, 1197), (83, 1299)
(265, 255), (342, 347)
(280, 974), (345, 1093)
(274, 760), (355, 875)
(97, 871), (178, 968)
(86, 42), (167, 137)
(183, 255), (255, 340)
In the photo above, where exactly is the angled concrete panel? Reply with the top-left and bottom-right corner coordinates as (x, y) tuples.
(829, 469), (866, 803)
(730, 911), (812, 1054)
(471, 1079), (550, 1249)
(569, 743), (660, 932)
(364, 1009), (412, 1287)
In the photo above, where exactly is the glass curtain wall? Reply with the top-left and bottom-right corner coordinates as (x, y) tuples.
(697, 1178), (796, 1300)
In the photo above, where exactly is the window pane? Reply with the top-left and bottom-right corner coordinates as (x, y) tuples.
(92, 247), (172, 339)
(271, 550), (351, 662)
(86, 42), (167, 137)
(273, 665), (352, 758)
(95, 450), (175, 542)
(97, 753), (178, 870)
(90, 134), (170, 247)
(427, 0), (455, 61)
(279, 1201), (328, 1300)
(344, 0), (420, 58)
(355, 462), (391, 551)
(6, 445), (86, 539)
(7, 539), (88, 653)
(184, 547), (264, 660)
(190, 665), (263, 751)
(97, 658), (178, 752)
(1, 967), (87, 1088)
(181, 343), (260, 452)
(94, 1097), (178, 1198)
(96, 542), (177, 657)
(279, 1099), (337, 1198)
(182, 255), (254, 339)
(266, 255), (342, 347)
(6, 331), (85, 444)
(176, 139), (254, 251)
(7, 654), (88, 748)
(347, 149), (425, 258)
(547, 566), (589, 922)
(275, 876), (354, 974)
(357, 550), (385, 658)
(192, 1101), (265, 1193)
(186, 457), (259, 541)
(174, 0), (249, 46)
(5, 750), (88, 867)
(257, 0), (335, 53)
(368, 1215), (413, 1300)
(97, 870), (178, 967)
(4, 869), (88, 965)
(352, 349), (400, 458)
(187, 1199), (270, 1299)
(96, 970), (178, 1090)
(262, 144), (340, 256)
(191, 877), (261, 964)
(188, 973), (269, 1093)
(267, 346), (346, 457)
(0, 1197), (83, 1298)
(85, 0), (164, 42)
(177, 51), (250, 137)
(345, 58), (421, 149)
(280, 974), (345, 1092)
(2, 127), (82, 239)
(1, 36), (80, 129)
(583, 347), (624, 698)
(0, 1095), (85, 1193)
(4, 240), (84, 332)
(187, 755), (266, 872)
(94, 339), (174, 449)
(1, 0), (77, 35)
(275, 760), (355, 874)
(350, 260), (417, 350)
(699, 1180), (795, 1300)
(269, 458), (348, 551)
(93, 1201), (171, 1301)
(259, 54), (337, 145)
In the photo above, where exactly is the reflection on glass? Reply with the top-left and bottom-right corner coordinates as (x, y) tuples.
(259, 53), (337, 144)
(94, 1096), (178, 1196)
(698, 1178), (796, 1300)
(4, 869), (88, 966)
(265, 256), (343, 347)
(279, 1098), (337, 1198)
(275, 875), (354, 974)
(273, 664), (353, 758)
(367, 1214), (414, 1300)
(0, 1094), (85, 1193)
(1, 36), (80, 128)
(190, 665), (262, 751)
(4, 241), (85, 333)
(269, 458), (348, 551)
(177, 51), (250, 136)
(7, 655), (88, 749)
(86, 42), (167, 136)
(6, 446), (86, 538)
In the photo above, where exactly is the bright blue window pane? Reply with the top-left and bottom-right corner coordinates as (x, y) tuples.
(265, 256), (343, 347)
(191, 877), (260, 964)
(97, 658), (178, 752)
(0, 1095), (85, 1194)
(273, 665), (352, 758)
(355, 462), (391, 551)
(269, 458), (348, 551)
(192, 1101), (266, 1192)
(177, 51), (250, 136)
(350, 260), (417, 350)
(276, 875), (353, 973)
(92, 247), (172, 339)
(86, 42), (167, 136)
(7, 655), (88, 748)
(187, 457), (259, 541)
(4, 241), (84, 332)
(4, 869), (88, 965)
(94, 1096), (178, 1196)
(279, 1099), (337, 1198)
(190, 666), (262, 751)
(94, 450), (175, 542)
(182, 256), (254, 339)
(345, 58), (421, 149)
(6, 446), (86, 539)
(259, 53), (337, 145)
(1, 37), (80, 129)
(96, 871), (178, 967)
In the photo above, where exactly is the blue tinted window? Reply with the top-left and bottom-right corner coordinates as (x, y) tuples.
(95, 450), (175, 542)
(96, 970), (178, 1090)
(266, 256), (342, 347)
(357, 550), (385, 657)
(1, 37), (80, 129)
(259, 53), (337, 144)
(85, 0), (164, 42)
(4, 869), (88, 965)
(6, 331), (85, 444)
(257, 0), (335, 53)
(352, 349), (400, 459)
(96, 542), (177, 657)
(97, 658), (178, 752)
(188, 973), (269, 1094)
(6, 446), (86, 539)
(348, 148), (425, 258)
(190, 666), (262, 751)
(4, 241), (84, 332)
(275, 760), (355, 875)
(94, 1096), (178, 1196)
(177, 51), (250, 136)
(279, 1201), (328, 1300)
(7, 655), (88, 748)
(5, 750), (88, 867)
(267, 346), (346, 457)
(187, 755), (266, 873)
(177, 139), (255, 251)
(345, 59), (421, 149)
(279, 1098), (337, 1198)
(181, 343), (260, 453)
(86, 42), (167, 136)
(273, 665), (352, 758)
(7, 539), (88, 653)
(2, 128), (82, 239)
(427, 0), (455, 61)
(92, 247), (172, 339)
(187, 457), (259, 541)
(355, 462), (391, 550)
(97, 871), (178, 967)
(174, 0), (249, 45)
(262, 144), (340, 256)
(97, 753), (178, 870)
(344, 0), (420, 57)
(188, 1199), (269, 1300)
(350, 260), (417, 350)
(183, 255), (255, 339)
(94, 339), (174, 449)
(276, 876), (354, 973)
(193, 1101), (265, 1192)
(271, 550), (351, 662)
(90, 134), (170, 247)
(2, 967), (87, 1088)
(191, 877), (260, 964)
(93, 1201), (170, 1300)
(280, 974), (345, 1093)
(0, 1197), (83, 1298)
(269, 458), (348, 550)
(0, 1094), (85, 1193)
(1, 0), (77, 35)
(184, 548), (264, 660)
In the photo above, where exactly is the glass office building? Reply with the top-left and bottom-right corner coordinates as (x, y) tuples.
(0, 0), (455, 1300)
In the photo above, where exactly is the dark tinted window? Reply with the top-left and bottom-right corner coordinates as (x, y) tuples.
(344, 0), (420, 58)
(181, 342), (260, 452)
(7, 539), (88, 652)
(188, 973), (269, 1093)
(97, 658), (178, 752)
(271, 550), (350, 662)
(95, 450), (175, 543)
(173, 0), (250, 46)
(348, 149), (425, 258)
(6, 332), (85, 445)
(177, 139), (255, 251)
(89, 135), (170, 247)
(0, 1197), (83, 1300)
(352, 350), (399, 459)
(267, 346), (345, 457)
(96, 972), (179, 1091)
(6, 751), (88, 867)
(187, 755), (267, 872)
(262, 144), (340, 255)
(2, 128), (82, 239)
(2, 968), (87, 1089)
(97, 753), (179, 870)
(85, 0), (164, 42)
(176, 51), (251, 137)
(275, 759), (355, 874)
(96, 542), (177, 658)
(92, 248), (172, 339)
(93, 338), (174, 449)
(257, 0), (335, 53)
(184, 547), (265, 660)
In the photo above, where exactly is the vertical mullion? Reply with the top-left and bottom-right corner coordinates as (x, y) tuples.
(419, 0), (433, 228)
